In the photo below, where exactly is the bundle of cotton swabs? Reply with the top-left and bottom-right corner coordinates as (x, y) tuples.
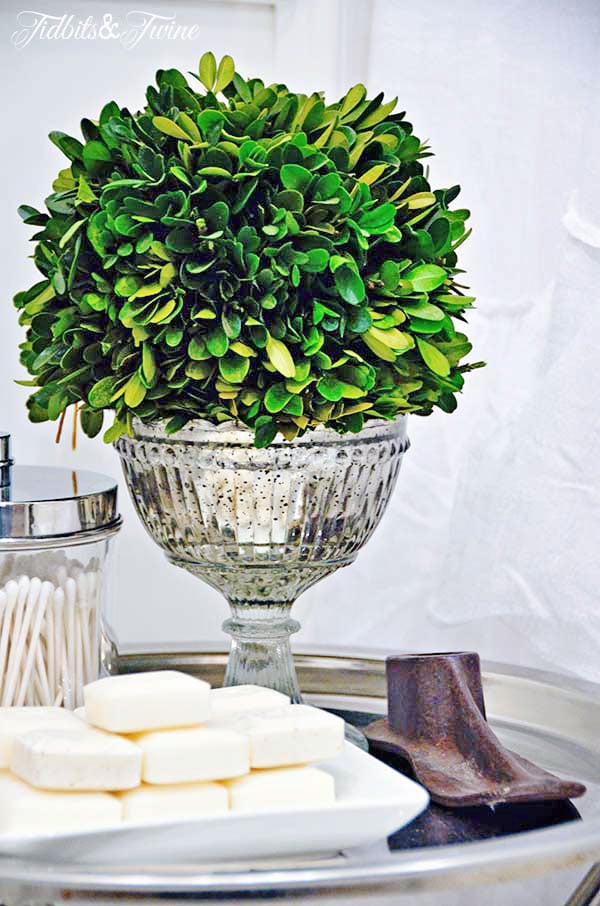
(0, 569), (100, 709)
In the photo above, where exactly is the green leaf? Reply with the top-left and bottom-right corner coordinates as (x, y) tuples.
(222, 309), (241, 339)
(408, 317), (444, 334)
(186, 360), (213, 380)
(405, 264), (447, 293)
(430, 218), (451, 253)
(159, 263), (177, 287)
(359, 97), (398, 129)
(103, 418), (127, 444)
(266, 334), (295, 378)
(273, 189), (304, 212)
(358, 164), (387, 186)
(264, 382), (293, 413)
(166, 329), (184, 347)
(358, 203), (396, 234)
(82, 141), (111, 174)
(188, 336), (209, 361)
(88, 376), (118, 409)
(405, 191), (436, 209)
(153, 116), (192, 141)
(348, 307), (372, 333)
(380, 260), (400, 291)
(316, 173), (341, 199)
(206, 325), (229, 357)
(367, 326), (413, 351)
(196, 166), (231, 177)
(340, 83), (367, 117)
(170, 165), (192, 187)
(253, 415), (277, 448)
(280, 164), (312, 193)
(49, 131), (84, 162)
(165, 225), (196, 253)
(334, 264), (365, 305)
(17, 205), (47, 226)
(303, 248), (329, 273)
(82, 292), (106, 312)
(219, 353), (250, 383)
(115, 275), (141, 298)
(403, 300), (445, 321)
(214, 54), (235, 93)
(150, 299), (177, 323)
(317, 376), (344, 402)
(230, 341), (255, 357)
(416, 338), (450, 376)
(177, 111), (201, 141)
(80, 407), (104, 438)
(197, 109), (225, 142)
(142, 343), (156, 383)
(76, 175), (97, 204)
(206, 200), (230, 232)
(199, 51), (217, 91)
(363, 331), (397, 362)
(124, 371), (147, 407)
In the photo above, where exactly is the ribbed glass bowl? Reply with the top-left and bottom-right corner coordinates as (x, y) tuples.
(115, 417), (409, 706)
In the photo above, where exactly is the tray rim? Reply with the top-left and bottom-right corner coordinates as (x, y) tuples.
(117, 642), (600, 702)
(0, 647), (599, 897)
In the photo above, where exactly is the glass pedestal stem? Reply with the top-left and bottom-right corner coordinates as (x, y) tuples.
(222, 601), (368, 750)
(222, 603), (302, 702)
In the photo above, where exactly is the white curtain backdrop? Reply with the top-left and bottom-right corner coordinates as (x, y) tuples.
(298, 0), (600, 681)
(1, 0), (599, 680)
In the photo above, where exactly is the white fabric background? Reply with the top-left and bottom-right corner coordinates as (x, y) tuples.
(1, 0), (599, 680)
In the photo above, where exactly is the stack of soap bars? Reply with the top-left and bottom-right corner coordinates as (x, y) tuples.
(0, 671), (344, 835)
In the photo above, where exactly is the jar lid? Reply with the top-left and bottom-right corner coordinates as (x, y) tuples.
(0, 432), (121, 547)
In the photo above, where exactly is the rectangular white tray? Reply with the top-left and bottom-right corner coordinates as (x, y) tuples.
(0, 743), (428, 864)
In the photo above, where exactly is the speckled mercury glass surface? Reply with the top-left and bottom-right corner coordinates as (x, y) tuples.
(115, 417), (409, 701)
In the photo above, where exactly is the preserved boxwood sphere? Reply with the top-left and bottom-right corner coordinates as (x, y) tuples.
(14, 52), (482, 447)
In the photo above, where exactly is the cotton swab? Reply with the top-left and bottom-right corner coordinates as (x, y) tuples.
(0, 565), (102, 708)
(74, 614), (83, 708)
(0, 587), (10, 701)
(53, 586), (66, 707)
(15, 579), (51, 707)
(18, 581), (53, 707)
(64, 578), (77, 699)
(45, 601), (55, 698)
(35, 641), (52, 706)
(2, 577), (37, 707)
(2, 576), (30, 702)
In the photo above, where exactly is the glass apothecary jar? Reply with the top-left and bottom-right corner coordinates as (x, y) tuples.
(0, 432), (121, 709)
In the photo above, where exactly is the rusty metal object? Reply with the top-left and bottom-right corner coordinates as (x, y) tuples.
(365, 652), (586, 807)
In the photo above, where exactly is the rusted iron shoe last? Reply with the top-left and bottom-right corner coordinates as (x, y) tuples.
(365, 652), (586, 808)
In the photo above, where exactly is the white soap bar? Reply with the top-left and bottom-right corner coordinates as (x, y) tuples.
(84, 670), (210, 733)
(119, 781), (228, 822)
(209, 685), (290, 719)
(226, 766), (335, 813)
(11, 727), (142, 791)
(0, 707), (84, 769)
(230, 704), (344, 768)
(132, 726), (249, 784)
(0, 770), (121, 835)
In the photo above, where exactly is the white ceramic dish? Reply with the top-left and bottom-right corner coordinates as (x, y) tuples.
(0, 743), (428, 865)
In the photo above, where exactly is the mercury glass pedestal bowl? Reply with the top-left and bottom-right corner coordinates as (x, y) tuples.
(115, 417), (409, 719)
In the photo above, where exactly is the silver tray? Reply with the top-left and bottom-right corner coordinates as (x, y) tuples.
(0, 646), (599, 903)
